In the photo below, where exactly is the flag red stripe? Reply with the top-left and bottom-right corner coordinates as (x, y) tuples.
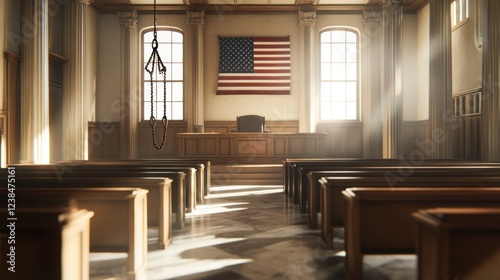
(218, 76), (289, 80)
(217, 83), (290, 87)
(253, 37), (289, 42)
(217, 90), (290, 95)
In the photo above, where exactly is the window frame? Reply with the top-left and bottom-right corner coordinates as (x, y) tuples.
(451, 0), (469, 30)
(318, 27), (361, 122)
(141, 27), (184, 122)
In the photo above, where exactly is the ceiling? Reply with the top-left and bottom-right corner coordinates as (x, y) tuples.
(92, 0), (428, 12)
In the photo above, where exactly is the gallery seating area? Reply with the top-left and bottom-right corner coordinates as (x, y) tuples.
(2, 158), (500, 279)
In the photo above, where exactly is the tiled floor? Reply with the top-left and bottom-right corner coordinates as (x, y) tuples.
(90, 185), (416, 280)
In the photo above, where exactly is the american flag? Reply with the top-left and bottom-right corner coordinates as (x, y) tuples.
(216, 36), (291, 95)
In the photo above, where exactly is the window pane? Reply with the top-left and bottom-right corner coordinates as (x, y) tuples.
(321, 82), (332, 101)
(144, 82), (155, 100)
(172, 102), (183, 120)
(332, 43), (345, 63)
(172, 82), (183, 101)
(346, 102), (357, 120)
(172, 43), (183, 62)
(143, 102), (151, 120)
(172, 31), (183, 43)
(332, 31), (345, 42)
(321, 63), (332, 80)
(157, 31), (171, 42)
(346, 31), (357, 43)
(321, 102), (332, 120)
(153, 101), (162, 119)
(144, 46), (153, 63)
(321, 31), (331, 42)
(171, 63), (183, 80)
(332, 82), (346, 101)
(346, 43), (357, 62)
(332, 102), (346, 119)
(321, 44), (331, 62)
(144, 32), (154, 43)
(332, 63), (345, 80)
(346, 63), (357, 80)
(346, 82), (357, 101)
(158, 44), (172, 62)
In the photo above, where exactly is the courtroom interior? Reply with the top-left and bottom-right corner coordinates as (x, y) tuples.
(1, 0), (500, 279)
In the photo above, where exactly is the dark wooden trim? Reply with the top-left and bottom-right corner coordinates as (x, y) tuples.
(49, 52), (68, 64)
(4, 51), (21, 164)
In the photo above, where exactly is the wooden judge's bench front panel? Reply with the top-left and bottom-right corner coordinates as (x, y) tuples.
(177, 133), (327, 164)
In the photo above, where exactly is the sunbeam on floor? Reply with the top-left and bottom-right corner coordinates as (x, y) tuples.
(90, 185), (416, 280)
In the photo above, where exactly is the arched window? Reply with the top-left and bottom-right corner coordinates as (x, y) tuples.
(320, 28), (359, 120)
(142, 29), (183, 121)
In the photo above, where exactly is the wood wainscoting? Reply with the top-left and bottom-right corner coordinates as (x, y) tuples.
(89, 119), (479, 160)
(452, 115), (481, 160)
(316, 122), (364, 158)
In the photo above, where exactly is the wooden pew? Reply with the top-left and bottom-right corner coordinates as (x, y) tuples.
(319, 175), (500, 244)
(59, 159), (211, 199)
(1, 187), (148, 280)
(0, 197), (93, 280)
(283, 158), (404, 198)
(8, 165), (187, 229)
(291, 159), (491, 206)
(13, 163), (198, 213)
(305, 166), (500, 229)
(5, 172), (176, 248)
(413, 207), (500, 280)
(342, 187), (500, 280)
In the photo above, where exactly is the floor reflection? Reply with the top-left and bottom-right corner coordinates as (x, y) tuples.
(90, 185), (416, 280)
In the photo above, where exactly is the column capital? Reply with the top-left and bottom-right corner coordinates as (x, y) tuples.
(187, 10), (206, 26)
(298, 10), (316, 27)
(379, 0), (403, 6)
(363, 10), (381, 25)
(118, 10), (138, 28)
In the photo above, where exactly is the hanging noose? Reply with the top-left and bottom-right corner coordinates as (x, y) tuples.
(145, 0), (168, 150)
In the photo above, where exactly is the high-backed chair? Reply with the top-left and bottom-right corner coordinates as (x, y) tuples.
(236, 115), (265, 132)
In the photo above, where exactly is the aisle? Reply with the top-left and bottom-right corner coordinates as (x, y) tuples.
(90, 185), (416, 279)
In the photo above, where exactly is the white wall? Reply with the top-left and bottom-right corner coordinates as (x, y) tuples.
(96, 14), (122, 121)
(417, 4), (430, 121)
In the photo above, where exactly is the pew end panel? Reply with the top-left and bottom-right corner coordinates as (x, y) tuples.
(342, 187), (500, 280)
(413, 207), (500, 280)
(6, 187), (149, 280)
(0, 205), (94, 280)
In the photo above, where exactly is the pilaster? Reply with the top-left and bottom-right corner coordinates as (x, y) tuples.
(118, 10), (139, 158)
(62, 0), (95, 160)
(20, 0), (50, 163)
(298, 10), (316, 133)
(362, 10), (383, 158)
(380, 0), (403, 158)
(428, 0), (453, 159)
(186, 10), (205, 132)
